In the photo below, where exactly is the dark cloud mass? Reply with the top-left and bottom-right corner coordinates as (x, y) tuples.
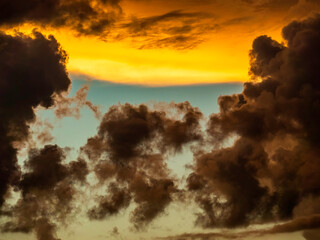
(0, 30), (70, 208)
(2, 145), (88, 239)
(0, 29), (94, 240)
(0, 0), (122, 36)
(84, 102), (202, 227)
(187, 13), (320, 229)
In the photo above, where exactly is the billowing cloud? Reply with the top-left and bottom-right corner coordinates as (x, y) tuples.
(84, 102), (202, 228)
(0, 30), (70, 208)
(187, 13), (320, 229)
(1, 145), (88, 240)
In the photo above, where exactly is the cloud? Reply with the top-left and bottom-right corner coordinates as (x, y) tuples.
(0, 0), (122, 36)
(114, 10), (216, 50)
(54, 85), (102, 119)
(1, 145), (88, 239)
(88, 182), (131, 219)
(83, 102), (203, 228)
(34, 218), (61, 240)
(85, 102), (202, 164)
(0, 30), (70, 208)
(0, 30), (92, 240)
(186, 13), (320, 229)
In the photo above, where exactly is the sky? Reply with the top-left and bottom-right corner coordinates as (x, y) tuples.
(1, 0), (320, 240)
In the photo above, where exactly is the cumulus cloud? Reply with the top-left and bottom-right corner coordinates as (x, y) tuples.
(83, 102), (202, 228)
(187, 13), (320, 229)
(1, 145), (88, 239)
(0, 30), (70, 208)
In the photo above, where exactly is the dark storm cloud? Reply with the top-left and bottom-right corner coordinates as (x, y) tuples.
(0, 30), (70, 208)
(187, 13), (320, 229)
(0, 0), (122, 36)
(84, 102), (202, 227)
(0, 30), (91, 240)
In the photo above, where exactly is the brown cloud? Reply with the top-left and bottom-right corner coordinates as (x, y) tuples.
(84, 102), (202, 228)
(85, 102), (202, 165)
(1, 145), (88, 240)
(0, 30), (70, 208)
(186, 13), (320, 229)
(35, 218), (61, 240)
(88, 182), (131, 219)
